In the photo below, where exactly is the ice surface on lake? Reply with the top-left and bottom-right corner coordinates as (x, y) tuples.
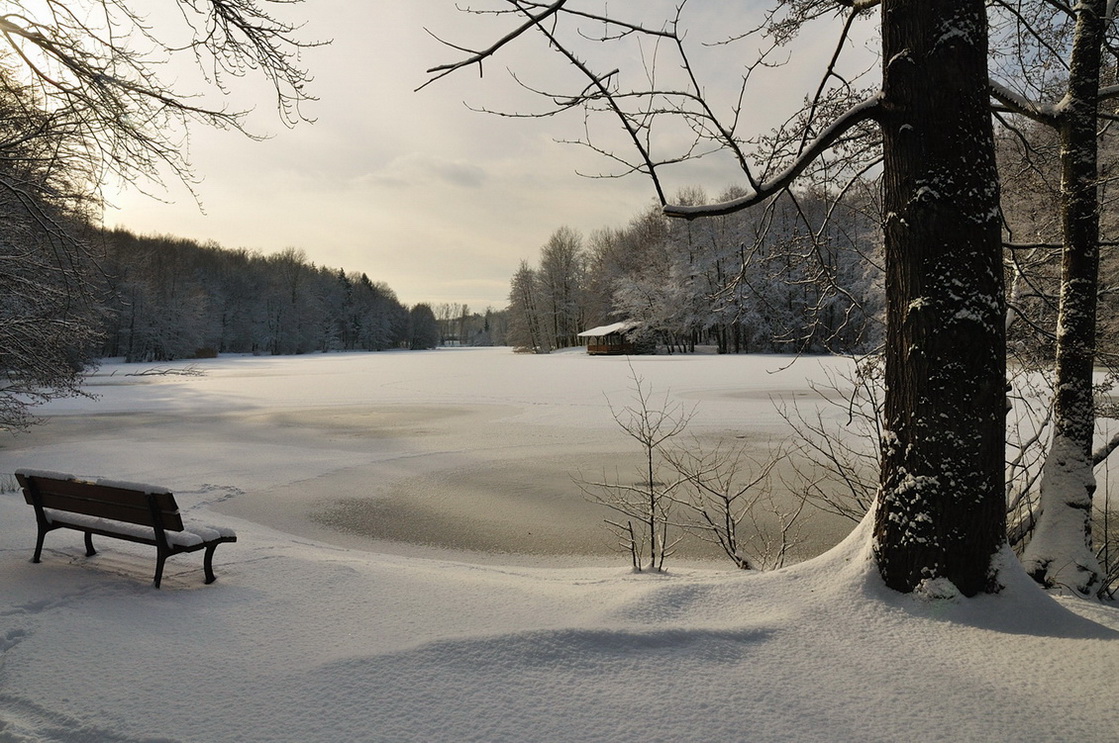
(0, 348), (1116, 742)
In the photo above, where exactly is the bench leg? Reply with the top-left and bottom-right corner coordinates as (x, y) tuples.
(32, 527), (46, 563)
(153, 552), (167, 589)
(203, 543), (219, 584)
(84, 531), (97, 557)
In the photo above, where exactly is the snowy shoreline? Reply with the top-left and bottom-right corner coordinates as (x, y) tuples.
(2, 348), (1117, 742)
(6, 348), (858, 566)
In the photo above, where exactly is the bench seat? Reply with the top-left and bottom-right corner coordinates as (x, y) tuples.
(41, 508), (237, 548)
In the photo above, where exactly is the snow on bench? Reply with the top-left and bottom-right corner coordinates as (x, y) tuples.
(15, 469), (237, 588)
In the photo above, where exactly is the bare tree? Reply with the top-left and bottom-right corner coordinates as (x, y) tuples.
(0, 68), (102, 431)
(537, 226), (587, 349)
(578, 371), (691, 571)
(0, 1), (314, 195)
(779, 356), (883, 524)
(508, 260), (551, 352)
(0, 1), (314, 427)
(430, 0), (1007, 595)
(665, 441), (807, 571)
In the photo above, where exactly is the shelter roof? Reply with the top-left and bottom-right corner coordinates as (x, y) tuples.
(577, 321), (639, 338)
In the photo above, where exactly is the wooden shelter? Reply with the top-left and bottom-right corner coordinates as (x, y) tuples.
(577, 321), (640, 355)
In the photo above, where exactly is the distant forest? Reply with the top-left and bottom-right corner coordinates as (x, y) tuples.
(508, 187), (882, 355)
(91, 229), (508, 362)
(509, 124), (1119, 360)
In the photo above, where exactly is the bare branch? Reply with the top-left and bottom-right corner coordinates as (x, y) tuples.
(421, 0), (567, 90)
(663, 94), (882, 219)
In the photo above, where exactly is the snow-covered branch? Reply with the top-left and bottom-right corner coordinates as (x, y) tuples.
(988, 79), (1065, 124)
(837, 0), (882, 11)
(989, 80), (1119, 127)
(1093, 431), (1119, 466)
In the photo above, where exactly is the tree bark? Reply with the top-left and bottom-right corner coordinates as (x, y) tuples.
(1020, 0), (1106, 596)
(874, 0), (1007, 596)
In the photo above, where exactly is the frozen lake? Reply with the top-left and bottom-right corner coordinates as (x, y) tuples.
(4, 347), (1119, 743)
(1, 347), (860, 566)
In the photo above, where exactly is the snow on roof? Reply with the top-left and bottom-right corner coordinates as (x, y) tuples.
(577, 321), (638, 337)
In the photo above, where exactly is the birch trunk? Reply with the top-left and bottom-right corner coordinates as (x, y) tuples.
(1020, 0), (1107, 596)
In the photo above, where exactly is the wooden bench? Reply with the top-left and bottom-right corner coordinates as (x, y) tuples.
(16, 469), (237, 588)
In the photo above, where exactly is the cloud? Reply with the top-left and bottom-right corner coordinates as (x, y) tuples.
(365, 153), (488, 190)
(104, 1), (867, 312)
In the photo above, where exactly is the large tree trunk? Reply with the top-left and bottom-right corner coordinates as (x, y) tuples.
(874, 0), (1007, 596)
(1020, 0), (1106, 596)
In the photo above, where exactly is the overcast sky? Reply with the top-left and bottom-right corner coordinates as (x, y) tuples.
(103, 2), (866, 311)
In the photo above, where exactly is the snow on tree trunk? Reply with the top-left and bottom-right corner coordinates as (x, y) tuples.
(1019, 0), (1106, 596)
(873, 0), (1008, 596)
(1025, 435), (1101, 593)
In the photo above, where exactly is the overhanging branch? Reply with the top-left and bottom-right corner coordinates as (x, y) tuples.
(989, 79), (1064, 125)
(421, 0), (568, 90)
(663, 93), (882, 219)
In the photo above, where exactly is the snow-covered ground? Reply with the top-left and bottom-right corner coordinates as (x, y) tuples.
(1, 348), (1117, 742)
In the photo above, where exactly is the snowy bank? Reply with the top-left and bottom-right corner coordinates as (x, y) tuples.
(0, 497), (1115, 743)
(0, 350), (1116, 742)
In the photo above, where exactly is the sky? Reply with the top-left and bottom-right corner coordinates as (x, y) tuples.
(102, 2), (870, 311)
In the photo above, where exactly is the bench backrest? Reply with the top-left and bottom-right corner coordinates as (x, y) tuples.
(16, 473), (185, 532)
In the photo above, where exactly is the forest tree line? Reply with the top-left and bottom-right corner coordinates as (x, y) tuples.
(0, 0), (323, 430)
(91, 229), (506, 362)
(509, 120), (1119, 362)
(510, 183), (880, 355)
